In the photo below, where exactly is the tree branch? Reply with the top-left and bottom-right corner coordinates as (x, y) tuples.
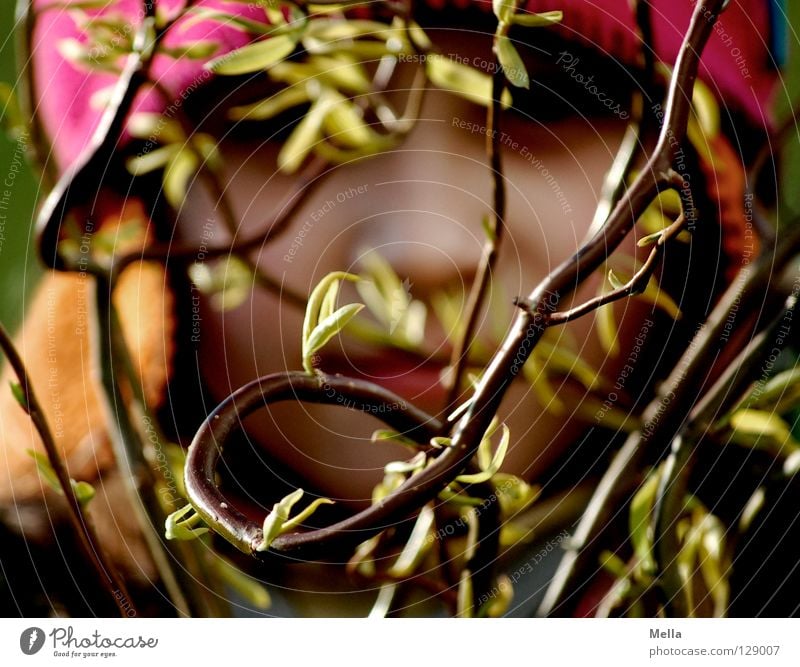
(0, 322), (135, 617)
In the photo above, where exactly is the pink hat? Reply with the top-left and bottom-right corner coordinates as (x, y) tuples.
(31, 0), (777, 174)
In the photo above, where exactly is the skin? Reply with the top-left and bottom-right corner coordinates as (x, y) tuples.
(180, 83), (630, 507)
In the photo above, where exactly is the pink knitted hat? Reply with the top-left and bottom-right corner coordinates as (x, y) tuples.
(31, 0), (777, 174)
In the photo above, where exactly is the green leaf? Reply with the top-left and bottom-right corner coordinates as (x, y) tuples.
(384, 451), (427, 475)
(10, 381), (27, 411)
(259, 488), (304, 551)
(731, 409), (793, 441)
(492, 473), (539, 517)
(430, 436), (454, 449)
(212, 556), (271, 609)
(637, 230), (663, 247)
(387, 505), (434, 578)
(729, 409), (799, 456)
(183, 7), (281, 36)
(600, 550), (629, 579)
(27, 449), (96, 506)
(165, 503), (210, 541)
(481, 215), (497, 243)
(537, 341), (601, 390)
(125, 144), (180, 176)
(640, 277), (682, 320)
(127, 113), (184, 144)
(457, 570), (474, 617)
(270, 56), (372, 95)
(480, 575), (513, 618)
(522, 356), (564, 414)
(162, 149), (199, 209)
(27, 450), (59, 490)
(228, 86), (309, 121)
(512, 10), (562, 27)
(426, 55), (512, 108)
(371, 429), (422, 450)
(496, 36), (529, 89)
(407, 21), (432, 50)
(257, 488), (334, 551)
(597, 302), (620, 356)
(71, 480), (96, 506)
(493, 0), (517, 24)
(301, 271), (361, 371)
(457, 423), (510, 484)
(608, 269), (625, 290)
(0, 83), (26, 139)
(208, 34), (298, 76)
(160, 41), (220, 60)
(318, 279), (341, 323)
(629, 470), (661, 575)
(323, 94), (376, 148)
(278, 91), (335, 173)
(304, 19), (396, 45)
(303, 302), (364, 371)
(281, 496), (335, 532)
(188, 256), (254, 312)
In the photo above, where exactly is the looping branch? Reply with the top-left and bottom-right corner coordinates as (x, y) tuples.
(185, 372), (459, 559)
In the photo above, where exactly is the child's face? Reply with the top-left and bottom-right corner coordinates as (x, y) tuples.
(180, 80), (627, 505)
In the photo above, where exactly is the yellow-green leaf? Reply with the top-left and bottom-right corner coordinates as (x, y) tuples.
(208, 34), (297, 76)
(228, 86), (309, 121)
(457, 423), (510, 484)
(426, 55), (512, 108)
(493, 0), (517, 24)
(162, 149), (199, 209)
(512, 10), (562, 27)
(126, 144), (179, 176)
(165, 503), (209, 541)
(278, 92), (335, 173)
(258, 488), (304, 551)
(496, 35), (529, 89)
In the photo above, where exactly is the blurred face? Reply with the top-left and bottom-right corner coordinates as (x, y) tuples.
(179, 58), (628, 506)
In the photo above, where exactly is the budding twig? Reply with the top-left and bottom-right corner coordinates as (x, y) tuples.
(0, 322), (134, 617)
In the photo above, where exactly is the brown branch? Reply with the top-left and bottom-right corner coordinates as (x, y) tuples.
(184, 371), (443, 557)
(538, 219), (800, 616)
(0, 322), (135, 617)
(652, 293), (799, 616)
(443, 67), (507, 413)
(185, 0), (729, 569)
(545, 214), (686, 325)
(586, 0), (657, 237)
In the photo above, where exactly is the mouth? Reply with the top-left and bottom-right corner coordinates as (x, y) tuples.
(317, 347), (448, 411)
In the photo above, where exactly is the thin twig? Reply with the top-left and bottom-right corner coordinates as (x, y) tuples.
(538, 220), (800, 616)
(545, 215), (686, 325)
(585, 0), (657, 238)
(652, 293), (798, 616)
(186, 0), (729, 566)
(0, 322), (134, 617)
(443, 66), (507, 414)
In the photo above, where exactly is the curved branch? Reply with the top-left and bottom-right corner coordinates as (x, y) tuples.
(185, 372), (447, 558)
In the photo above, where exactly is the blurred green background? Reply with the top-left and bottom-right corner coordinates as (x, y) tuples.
(0, 0), (41, 332)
